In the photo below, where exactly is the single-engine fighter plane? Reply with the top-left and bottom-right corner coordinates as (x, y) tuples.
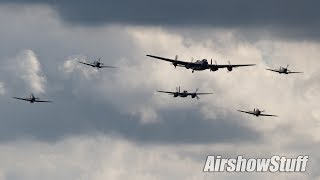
(146, 54), (255, 73)
(13, 93), (52, 103)
(237, 108), (277, 117)
(266, 65), (303, 74)
(79, 58), (116, 69)
(157, 86), (213, 99)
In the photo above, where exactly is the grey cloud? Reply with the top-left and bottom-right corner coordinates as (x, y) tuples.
(1, 0), (320, 40)
(0, 88), (260, 144)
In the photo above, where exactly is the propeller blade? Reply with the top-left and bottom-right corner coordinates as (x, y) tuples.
(191, 57), (194, 63)
(210, 59), (212, 64)
(195, 88), (199, 93)
(196, 95), (200, 100)
(214, 60), (217, 65)
(175, 55), (178, 60)
(286, 64), (289, 69)
(179, 86), (180, 93)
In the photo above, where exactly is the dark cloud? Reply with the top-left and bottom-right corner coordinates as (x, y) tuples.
(1, 0), (320, 40)
(1, 0), (319, 28)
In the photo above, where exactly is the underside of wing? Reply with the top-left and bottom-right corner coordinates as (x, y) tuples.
(230, 64), (256, 67)
(266, 69), (280, 73)
(196, 93), (213, 95)
(12, 97), (31, 101)
(146, 55), (191, 66)
(35, 100), (52, 103)
(79, 62), (95, 67)
(260, 114), (277, 117)
(157, 90), (175, 94)
(212, 64), (255, 68)
(100, 65), (117, 68)
(237, 110), (254, 115)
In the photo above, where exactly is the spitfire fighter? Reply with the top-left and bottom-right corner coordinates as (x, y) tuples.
(237, 108), (277, 117)
(13, 93), (52, 103)
(266, 65), (303, 74)
(79, 58), (116, 69)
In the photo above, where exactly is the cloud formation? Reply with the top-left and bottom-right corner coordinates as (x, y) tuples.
(8, 49), (47, 94)
(0, 4), (319, 180)
(1, 0), (320, 40)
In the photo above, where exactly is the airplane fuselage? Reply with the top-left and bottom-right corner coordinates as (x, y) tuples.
(93, 61), (102, 68)
(277, 67), (290, 74)
(252, 108), (262, 116)
(173, 91), (197, 98)
(182, 59), (230, 72)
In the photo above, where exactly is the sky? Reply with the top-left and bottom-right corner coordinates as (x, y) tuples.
(0, 1), (319, 179)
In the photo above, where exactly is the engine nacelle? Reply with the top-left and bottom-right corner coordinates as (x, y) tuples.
(210, 66), (218, 71)
(227, 66), (233, 71)
(185, 64), (191, 69)
(191, 94), (196, 98)
(172, 62), (178, 67)
(174, 93), (178, 97)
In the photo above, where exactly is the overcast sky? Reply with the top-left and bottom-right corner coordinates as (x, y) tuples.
(0, 1), (319, 180)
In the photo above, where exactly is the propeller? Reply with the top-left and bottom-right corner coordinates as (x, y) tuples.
(173, 55), (178, 68)
(195, 88), (200, 100)
(210, 59), (218, 72)
(176, 86), (180, 93)
(227, 60), (232, 72)
(191, 57), (194, 63)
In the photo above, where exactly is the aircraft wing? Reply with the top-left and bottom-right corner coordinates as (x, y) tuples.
(287, 71), (303, 74)
(79, 61), (95, 67)
(266, 69), (280, 73)
(12, 97), (31, 102)
(34, 100), (53, 103)
(211, 64), (256, 68)
(237, 110), (255, 115)
(146, 55), (193, 66)
(196, 93), (213, 95)
(157, 90), (175, 94)
(100, 65), (117, 68)
(260, 113), (277, 117)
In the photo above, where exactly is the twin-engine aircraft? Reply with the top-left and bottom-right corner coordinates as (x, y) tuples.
(237, 108), (277, 117)
(13, 93), (52, 103)
(79, 58), (116, 69)
(157, 86), (213, 99)
(147, 54), (255, 73)
(266, 65), (303, 74)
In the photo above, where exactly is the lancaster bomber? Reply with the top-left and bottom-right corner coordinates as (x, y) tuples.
(147, 54), (255, 73)
(13, 93), (52, 103)
(266, 65), (303, 74)
(157, 86), (212, 99)
(79, 58), (116, 69)
(237, 108), (277, 117)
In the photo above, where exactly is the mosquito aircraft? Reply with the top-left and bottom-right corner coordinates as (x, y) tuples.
(157, 86), (213, 99)
(146, 54), (255, 73)
(237, 108), (277, 117)
(12, 93), (52, 103)
(266, 65), (303, 74)
(79, 58), (116, 69)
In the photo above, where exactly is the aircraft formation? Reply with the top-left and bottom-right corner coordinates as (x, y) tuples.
(12, 55), (304, 118)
